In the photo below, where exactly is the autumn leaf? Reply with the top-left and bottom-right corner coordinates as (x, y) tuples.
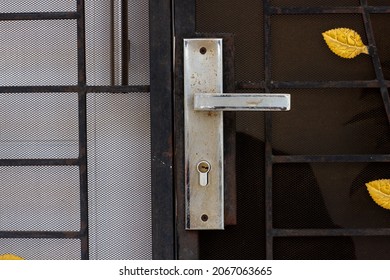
(0, 253), (24, 260)
(366, 179), (390, 210)
(322, 28), (369, 59)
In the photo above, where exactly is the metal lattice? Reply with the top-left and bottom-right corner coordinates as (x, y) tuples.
(0, 0), (151, 260)
(196, 0), (390, 259)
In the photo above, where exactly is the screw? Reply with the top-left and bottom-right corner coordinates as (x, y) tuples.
(199, 47), (207, 55)
(201, 214), (209, 222)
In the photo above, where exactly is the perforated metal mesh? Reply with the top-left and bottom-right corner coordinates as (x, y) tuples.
(273, 163), (390, 229)
(196, 0), (390, 260)
(0, 20), (78, 86)
(0, 92), (78, 159)
(0, 166), (80, 231)
(0, 0), (76, 13)
(0, 238), (81, 260)
(85, 0), (150, 86)
(85, 0), (111, 85)
(274, 237), (355, 260)
(128, 0), (150, 85)
(271, 14), (374, 81)
(352, 237), (390, 259)
(196, 0), (264, 82)
(369, 0), (390, 5)
(1, 0), (151, 260)
(272, 89), (390, 155)
(87, 92), (151, 260)
(372, 14), (390, 80)
(271, 0), (359, 6)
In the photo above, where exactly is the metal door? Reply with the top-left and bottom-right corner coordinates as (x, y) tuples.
(175, 0), (390, 259)
(0, 0), (174, 260)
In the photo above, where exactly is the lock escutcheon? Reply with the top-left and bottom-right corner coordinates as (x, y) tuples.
(197, 160), (211, 186)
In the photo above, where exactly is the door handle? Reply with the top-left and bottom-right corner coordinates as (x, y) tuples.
(184, 38), (291, 230)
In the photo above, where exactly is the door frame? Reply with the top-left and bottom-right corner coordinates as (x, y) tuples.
(173, 0), (200, 260)
(150, 0), (175, 259)
(171, 0), (390, 260)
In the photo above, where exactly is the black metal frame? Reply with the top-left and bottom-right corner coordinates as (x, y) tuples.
(0, 0), (175, 260)
(174, 0), (390, 259)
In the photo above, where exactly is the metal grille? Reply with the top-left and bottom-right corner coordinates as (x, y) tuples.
(273, 89), (390, 155)
(87, 92), (151, 260)
(196, 0), (264, 82)
(128, 0), (150, 85)
(0, 166), (80, 231)
(271, 0), (359, 6)
(0, 238), (81, 260)
(0, 92), (78, 159)
(0, 20), (78, 86)
(0, 0), (151, 260)
(196, 0), (390, 259)
(274, 237), (355, 260)
(271, 14), (374, 81)
(0, 0), (76, 13)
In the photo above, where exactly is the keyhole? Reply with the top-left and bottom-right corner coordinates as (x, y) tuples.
(197, 160), (211, 186)
(198, 161), (210, 173)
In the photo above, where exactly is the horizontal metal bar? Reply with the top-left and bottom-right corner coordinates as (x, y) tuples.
(0, 12), (79, 21)
(194, 93), (290, 111)
(236, 80), (390, 90)
(0, 86), (150, 93)
(0, 86), (79, 93)
(273, 228), (390, 237)
(0, 158), (79, 166)
(269, 6), (390, 15)
(273, 154), (390, 163)
(87, 85), (150, 93)
(0, 231), (83, 239)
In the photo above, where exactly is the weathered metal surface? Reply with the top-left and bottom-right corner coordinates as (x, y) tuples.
(194, 93), (290, 111)
(150, 0), (175, 260)
(184, 38), (224, 230)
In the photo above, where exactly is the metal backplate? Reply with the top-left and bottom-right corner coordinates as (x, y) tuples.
(184, 38), (224, 230)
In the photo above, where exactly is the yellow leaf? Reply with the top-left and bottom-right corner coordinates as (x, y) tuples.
(0, 253), (24, 260)
(322, 28), (369, 59)
(366, 179), (390, 210)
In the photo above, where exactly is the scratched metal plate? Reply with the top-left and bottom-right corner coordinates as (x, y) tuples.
(184, 38), (224, 230)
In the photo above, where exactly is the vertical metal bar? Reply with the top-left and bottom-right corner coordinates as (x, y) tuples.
(111, 0), (123, 85)
(360, 0), (390, 126)
(263, 0), (274, 260)
(77, 0), (89, 260)
(150, 0), (175, 260)
(174, 0), (198, 259)
(122, 0), (129, 85)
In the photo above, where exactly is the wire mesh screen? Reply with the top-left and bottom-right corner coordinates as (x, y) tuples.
(273, 163), (390, 229)
(270, 0), (359, 6)
(274, 237), (356, 260)
(369, 0), (390, 5)
(0, 20), (78, 86)
(0, 0), (151, 260)
(196, 0), (390, 260)
(271, 14), (374, 81)
(85, 0), (111, 85)
(0, 166), (80, 231)
(372, 14), (390, 80)
(196, 0), (264, 82)
(0, 1), (76, 13)
(272, 89), (390, 155)
(0, 92), (78, 159)
(85, 0), (150, 86)
(0, 238), (81, 260)
(128, 0), (150, 85)
(87, 92), (151, 260)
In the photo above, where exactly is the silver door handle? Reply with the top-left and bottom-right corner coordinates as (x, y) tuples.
(184, 38), (291, 230)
